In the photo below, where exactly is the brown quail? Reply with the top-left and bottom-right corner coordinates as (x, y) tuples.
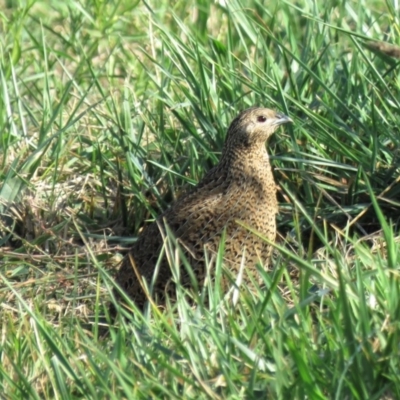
(113, 106), (292, 311)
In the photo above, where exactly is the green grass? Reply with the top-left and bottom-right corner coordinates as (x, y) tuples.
(1, 0), (400, 398)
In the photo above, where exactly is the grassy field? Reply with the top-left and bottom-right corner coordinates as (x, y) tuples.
(1, 0), (400, 398)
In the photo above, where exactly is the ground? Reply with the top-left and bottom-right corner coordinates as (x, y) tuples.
(0, 0), (400, 398)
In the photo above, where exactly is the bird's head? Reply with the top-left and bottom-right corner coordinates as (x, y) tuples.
(225, 107), (292, 148)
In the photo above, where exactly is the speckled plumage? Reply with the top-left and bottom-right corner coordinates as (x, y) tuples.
(113, 107), (291, 310)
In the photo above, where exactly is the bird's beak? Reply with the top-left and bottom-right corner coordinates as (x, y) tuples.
(274, 113), (292, 125)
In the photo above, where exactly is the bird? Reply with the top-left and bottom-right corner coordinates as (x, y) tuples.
(112, 106), (292, 312)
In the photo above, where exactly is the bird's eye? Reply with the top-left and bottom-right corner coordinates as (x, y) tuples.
(257, 115), (267, 123)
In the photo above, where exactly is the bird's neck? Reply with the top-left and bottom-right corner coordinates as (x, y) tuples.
(219, 144), (272, 177)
